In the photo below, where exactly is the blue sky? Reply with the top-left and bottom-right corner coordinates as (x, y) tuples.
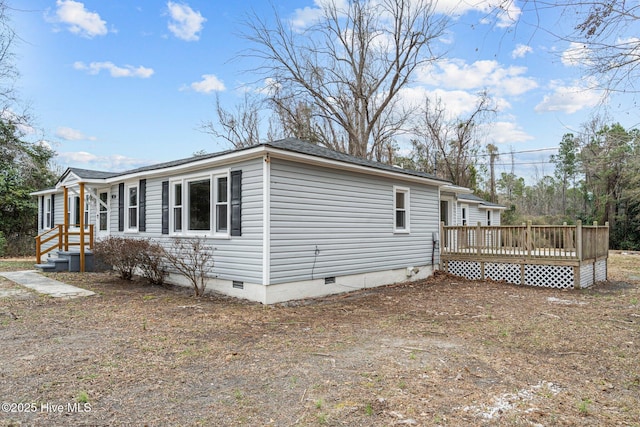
(11, 0), (638, 183)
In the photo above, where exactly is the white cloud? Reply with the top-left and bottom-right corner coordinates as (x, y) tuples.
(480, 121), (534, 144)
(419, 59), (538, 96)
(56, 151), (149, 171)
(55, 126), (97, 141)
(53, 0), (108, 38)
(290, 0), (520, 30)
(73, 61), (154, 78)
(512, 43), (533, 58)
(167, 1), (206, 41)
(561, 42), (591, 67)
(399, 86), (509, 118)
(185, 74), (226, 93)
(534, 79), (603, 114)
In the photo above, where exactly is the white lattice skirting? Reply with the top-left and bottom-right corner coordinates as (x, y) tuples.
(444, 259), (607, 289)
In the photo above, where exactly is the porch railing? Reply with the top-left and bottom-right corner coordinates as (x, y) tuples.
(35, 224), (95, 264)
(440, 220), (608, 262)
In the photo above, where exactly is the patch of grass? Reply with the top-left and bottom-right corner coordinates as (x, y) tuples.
(364, 402), (373, 416)
(142, 295), (155, 301)
(315, 398), (323, 409)
(630, 297), (638, 305)
(316, 412), (327, 424)
(578, 398), (591, 415)
(233, 389), (243, 401)
(76, 391), (89, 403)
(398, 380), (407, 390)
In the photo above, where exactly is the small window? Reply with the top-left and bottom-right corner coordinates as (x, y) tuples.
(68, 196), (80, 226)
(45, 197), (52, 228)
(461, 205), (468, 226)
(173, 183), (183, 232)
(127, 185), (138, 230)
(215, 176), (228, 233)
(394, 186), (410, 233)
(84, 195), (90, 227)
(487, 210), (492, 226)
(99, 192), (108, 231)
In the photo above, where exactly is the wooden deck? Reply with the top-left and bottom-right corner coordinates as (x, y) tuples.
(440, 221), (609, 289)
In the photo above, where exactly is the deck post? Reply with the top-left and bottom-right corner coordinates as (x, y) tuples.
(576, 220), (583, 261)
(526, 220), (532, 259)
(63, 187), (69, 251)
(476, 222), (482, 257)
(79, 182), (85, 272)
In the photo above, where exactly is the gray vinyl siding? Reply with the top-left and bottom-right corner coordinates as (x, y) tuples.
(468, 205), (484, 226)
(269, 159), (439, 284)
(108, 158), (264, 284)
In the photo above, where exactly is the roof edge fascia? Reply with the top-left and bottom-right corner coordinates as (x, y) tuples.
(265, 146), (450, 187)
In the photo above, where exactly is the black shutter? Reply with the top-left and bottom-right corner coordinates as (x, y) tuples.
(161, 181), (169, 235)
(51, 194), (55, 227)
(118, 183), (124, 232)
(230, 170), (242, 236)
(139, 179), (146, 232)
(40, 196), (44, 229)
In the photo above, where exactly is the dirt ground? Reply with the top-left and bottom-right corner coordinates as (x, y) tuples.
(0, 252), (639, 426)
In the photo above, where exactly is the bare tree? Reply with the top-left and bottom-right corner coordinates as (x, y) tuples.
(242, 0), (448, 160)
(513, 1), (640, 93)
(201, 93), (263, 148)
(163, 237), (214, 297)
(412, 91), (497, 188)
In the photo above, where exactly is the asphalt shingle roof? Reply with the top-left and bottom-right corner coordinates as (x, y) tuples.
(65, 138), (451, 184)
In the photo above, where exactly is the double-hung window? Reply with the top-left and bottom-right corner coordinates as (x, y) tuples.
(84, 195), (90, 227)
(461, 204), (468, 226)
(68, 196), (80, 227)
(173, 183), (183, 232)
(127, 185), (138, 231)
(215, 176), (228, 233)
(394, 186), (410, 233)
(170, 171), (230, 237)
(487, 210), (492, 226)
(45, 197), (52, 228)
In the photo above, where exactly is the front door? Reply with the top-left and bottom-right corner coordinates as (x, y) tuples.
(440, 200), (448, 225)
(97, 191), (110, 238)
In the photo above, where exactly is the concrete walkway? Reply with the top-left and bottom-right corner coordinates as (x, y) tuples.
(0, 270), (95, 298)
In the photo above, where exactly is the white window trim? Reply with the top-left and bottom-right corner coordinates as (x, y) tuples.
(393, 186), (410, 234)
(125, 183), (139, 232)
(169, 169), (231, 238)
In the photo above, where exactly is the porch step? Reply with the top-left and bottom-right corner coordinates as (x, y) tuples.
(34, 250), (95, 273)
(35, 257), (69, 273)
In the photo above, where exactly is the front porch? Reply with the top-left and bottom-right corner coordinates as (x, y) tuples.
(35, 181), (97, 272)
(440, 221), (609, 289)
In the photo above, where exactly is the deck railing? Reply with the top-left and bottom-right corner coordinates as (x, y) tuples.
(441, 220), (608, 262)
(35, 224), (95, 264)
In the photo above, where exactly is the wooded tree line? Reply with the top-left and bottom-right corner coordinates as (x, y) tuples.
(487, 121), (640, 250)
(0, 1), (56, 256)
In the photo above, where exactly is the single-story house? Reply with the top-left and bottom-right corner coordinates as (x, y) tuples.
(32, 138), (501, 304)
